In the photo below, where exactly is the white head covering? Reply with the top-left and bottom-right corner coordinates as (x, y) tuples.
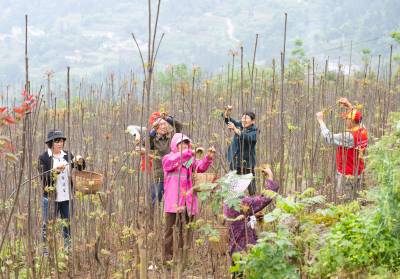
(224, 171), (254, 203)
(126, 125), (147, 137)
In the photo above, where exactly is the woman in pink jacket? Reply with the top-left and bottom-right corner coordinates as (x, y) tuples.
(162, 133), (215, 262)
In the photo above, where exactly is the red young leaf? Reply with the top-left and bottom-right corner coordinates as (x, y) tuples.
(13, 107), (25, 115)
(22, 102), (31, 110)
(4, 142), (15, 152)
(4, 115), (16, 124)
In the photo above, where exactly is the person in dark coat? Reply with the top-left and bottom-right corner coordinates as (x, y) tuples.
(148, 112), (183, 205)
(222, 105), (257, 195)
(38, 130), (85, 254)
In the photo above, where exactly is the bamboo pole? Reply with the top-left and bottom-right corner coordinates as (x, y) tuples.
(279, 13), (287, 194)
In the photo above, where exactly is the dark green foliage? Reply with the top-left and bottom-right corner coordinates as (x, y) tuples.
(234, 113), (400, 278)
(312, 112), (400, 277)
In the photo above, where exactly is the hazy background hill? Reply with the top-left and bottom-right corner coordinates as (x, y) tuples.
(0, 0), (399, 84)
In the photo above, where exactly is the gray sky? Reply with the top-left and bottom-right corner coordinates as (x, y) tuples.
(0, 0), (397, 85)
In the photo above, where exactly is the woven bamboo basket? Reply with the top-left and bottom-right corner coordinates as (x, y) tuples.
(193, 172), (218, 192)
(208, 225), (229, 254)
(72, 170), (103, 194)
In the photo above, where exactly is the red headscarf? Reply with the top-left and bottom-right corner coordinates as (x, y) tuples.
(141, 111), (161, 173)
(149, 112), (161, 126)
(342, 109), (362, 123)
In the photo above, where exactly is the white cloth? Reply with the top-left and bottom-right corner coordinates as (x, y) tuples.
(48, 149), (70, 202)
(247, 215), (257, 229)
(224, 171), (254, 203)
(127, 125), (147, 139)
(319, 122), (355, 148)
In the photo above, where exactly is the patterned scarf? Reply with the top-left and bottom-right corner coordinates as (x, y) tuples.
(224, 171), (253, 203)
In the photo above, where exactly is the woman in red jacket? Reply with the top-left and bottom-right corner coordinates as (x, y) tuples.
(316, 97), (368, 202)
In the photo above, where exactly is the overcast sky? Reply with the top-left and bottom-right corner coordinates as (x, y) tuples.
(0, 0), (397, 86)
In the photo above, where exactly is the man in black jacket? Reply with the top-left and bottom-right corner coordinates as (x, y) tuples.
(38, 130), (85, 254)
(223, 106), (257, 195)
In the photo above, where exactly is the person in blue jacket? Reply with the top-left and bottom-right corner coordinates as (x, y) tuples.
(222, 105), (257, 195)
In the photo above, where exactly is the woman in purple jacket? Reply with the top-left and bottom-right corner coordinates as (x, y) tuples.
(223, 166), (278, 256)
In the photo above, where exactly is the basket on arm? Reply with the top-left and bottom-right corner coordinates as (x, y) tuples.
(193, 172), (217, 185)
(193, 172), (218, 192)
(72, 170), (103, 194)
